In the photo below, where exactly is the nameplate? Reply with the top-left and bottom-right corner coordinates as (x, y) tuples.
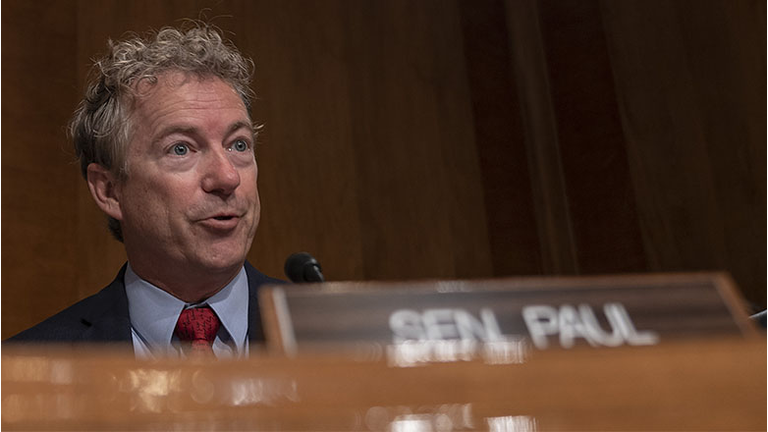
(259, 273), (756, 357)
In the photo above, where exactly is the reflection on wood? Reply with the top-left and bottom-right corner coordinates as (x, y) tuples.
(2, 339), (764, 431)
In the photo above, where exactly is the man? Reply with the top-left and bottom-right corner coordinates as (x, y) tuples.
(6, 24), (283, 359)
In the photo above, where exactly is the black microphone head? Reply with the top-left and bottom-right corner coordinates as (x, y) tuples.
(284, 252), (325, 283)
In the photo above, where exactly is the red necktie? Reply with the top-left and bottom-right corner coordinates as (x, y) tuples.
(174, 306), (220, 358)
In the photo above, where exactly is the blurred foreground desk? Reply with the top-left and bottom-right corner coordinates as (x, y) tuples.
(2, 338), (765, 431)
(4, 273), (765, 430)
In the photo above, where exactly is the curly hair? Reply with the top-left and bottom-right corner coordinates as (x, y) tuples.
(69, 23), (255, 242)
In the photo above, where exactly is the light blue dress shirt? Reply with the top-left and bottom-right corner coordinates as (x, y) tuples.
(124, 264), (250, 359)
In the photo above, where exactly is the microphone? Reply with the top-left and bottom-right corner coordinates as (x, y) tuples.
(284, 252), (325, 283)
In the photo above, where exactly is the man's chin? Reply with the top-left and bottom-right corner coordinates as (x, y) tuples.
(184, 234), (253, 273)
(195, 253), (247, 274)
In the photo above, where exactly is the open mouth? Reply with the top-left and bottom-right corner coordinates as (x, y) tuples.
(200, 215), (240, 230)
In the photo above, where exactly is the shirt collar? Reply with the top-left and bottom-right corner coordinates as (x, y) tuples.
(124, 264), (250, 355)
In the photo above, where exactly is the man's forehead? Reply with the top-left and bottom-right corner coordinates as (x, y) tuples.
(130, 71), (250, 125)
(119, 74), (255, 155)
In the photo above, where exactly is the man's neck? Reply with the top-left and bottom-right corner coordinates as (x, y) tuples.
(127, 260), (243, 303)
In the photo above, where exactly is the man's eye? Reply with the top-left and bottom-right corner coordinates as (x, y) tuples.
(172, 144), (189, 156)
(230, 139), (249, 152)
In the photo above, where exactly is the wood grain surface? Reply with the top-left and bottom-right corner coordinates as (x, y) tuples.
(2, 339), (765, 430)
(2, 0), (764, 339)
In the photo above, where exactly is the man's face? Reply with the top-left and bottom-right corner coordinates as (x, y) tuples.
(115, 72), (260, 287)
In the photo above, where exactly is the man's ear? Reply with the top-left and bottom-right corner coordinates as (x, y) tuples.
(86, 163), (123, 220)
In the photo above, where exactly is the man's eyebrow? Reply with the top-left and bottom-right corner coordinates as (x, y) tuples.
(151, 121), (255, 146)
(227, 121), (256, 137)
(152, 125), (199, 146)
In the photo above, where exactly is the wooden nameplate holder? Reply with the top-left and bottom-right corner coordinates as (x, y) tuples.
(259, 272), (757, 359)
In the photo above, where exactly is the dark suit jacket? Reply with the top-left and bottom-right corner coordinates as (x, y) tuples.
(5, 262), (284, 350)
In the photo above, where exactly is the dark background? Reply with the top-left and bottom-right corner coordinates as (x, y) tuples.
(2, 0), (765, 339)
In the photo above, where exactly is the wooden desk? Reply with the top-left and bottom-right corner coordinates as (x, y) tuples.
(2, 338), (765, 431)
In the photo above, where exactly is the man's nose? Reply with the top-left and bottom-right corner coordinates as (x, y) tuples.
(201, 149), (241, 195)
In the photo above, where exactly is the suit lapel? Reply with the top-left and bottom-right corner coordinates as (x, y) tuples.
(245, 261), (285, 350)
(79, 265), (133, 345)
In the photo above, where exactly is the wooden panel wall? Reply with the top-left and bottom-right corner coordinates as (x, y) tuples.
(2, 0), (764, 339)
(600, 0), (766, 308)
(2, 0), (80, 338)
(496, 0), (764, 308)
(249, 1), (492, 281)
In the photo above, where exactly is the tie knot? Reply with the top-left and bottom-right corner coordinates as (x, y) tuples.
(175, 306), (220, 357)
